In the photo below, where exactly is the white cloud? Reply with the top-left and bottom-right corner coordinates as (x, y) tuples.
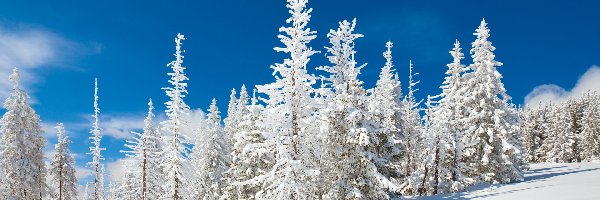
(41, 122), (59, 138)
(101, 115), (146, 139)
(525, 65), (600, 109)
(0, 23), (73, 100)
(106, 158), (130, 184)
(75, 165), (94, 180)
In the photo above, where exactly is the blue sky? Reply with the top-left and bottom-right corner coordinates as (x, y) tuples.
(1, 0), (599, 183)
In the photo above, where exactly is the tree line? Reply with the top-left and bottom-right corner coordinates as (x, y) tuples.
(0, 0), (598, 199)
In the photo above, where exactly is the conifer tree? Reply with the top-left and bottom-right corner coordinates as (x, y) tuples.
(580, 92), (600, 161)
(49, 123), (78, 200)
(222, 90), (273, 199)
(408, 41), (471, 195)
(461, 19), (523, 183)
(161, 33), (192, 200)
(87, 78), (105, 200)
(224, 88), (238, 147)
(0, 68), (47, 199)
(254, 0), (320, 198)
(399, 60), (424, 182)
(367, 41), (403, 190)
(317, 19), (394, 199)
(190, 99), (230, 199)
(114, 99), (164, 200)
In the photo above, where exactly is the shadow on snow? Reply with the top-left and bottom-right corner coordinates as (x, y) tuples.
(410, 164), (600, 200)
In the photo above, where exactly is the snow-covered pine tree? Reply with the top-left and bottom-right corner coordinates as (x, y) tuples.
(317, 19), (394, 199)
(461, 19), (523, 183)
(405, 95), (452, 196)
(87, 78), (106, 200)
(437, 40), (470, 190)
(0, 68), (47, 199)
(190, 99), (230, 199)
(49, 123), (78, 200)
(254, 0), (320, 198)
(399, 60), (424, 185)
(222, 90), (273, 200)
(366, 41), (404, 194)
(224, 88), (238, 148)
(236, 85), (250, 126)
(522, 106), (549, 163)
(114, 99), (164, 200)
(580, 92), (600, 161)
(540, 104), (577, 162)
(160, 33), (193, 200)
(408, 40), (471, 196)
(565, 98), (584, 162)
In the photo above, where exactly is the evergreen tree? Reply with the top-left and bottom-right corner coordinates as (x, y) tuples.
(399, 60), (424, 184)
(541, 105), (575, 162)
(49, 123), (78, 200)
(461, 19), (523, 183)
(580, 92), (600, 161)
(114, 99), (164, 200)
(190, 99), (230, 199)
(161, 33), (193, 200)
(254, 0), (320, 198)
(0, 68), (47, 199)
(408, 41), (471, 196)
(222, 90), (273, 200)
(87, 78), (105, 200)
(224, 88), (238, 148)
(318, 19), (394, 199)
(522, 106), (548, 163)
(366, 41), (403, 193)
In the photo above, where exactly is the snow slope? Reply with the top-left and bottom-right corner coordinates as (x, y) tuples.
(416, 162), (600, 199)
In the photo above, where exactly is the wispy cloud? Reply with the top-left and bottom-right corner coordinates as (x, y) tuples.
(525, 65), (600, 109)
(106, 158), (129, 184)
(75, 165), (94, 180)
(0, 22), (75, 100)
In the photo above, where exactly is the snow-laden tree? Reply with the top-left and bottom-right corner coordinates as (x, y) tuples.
(235, 85), (250, 126)
(436, 40), (471, 190)
(222, 90), (274, 200)
(160, 33), (193, 200)
(540, 104), (578, 163)
(254, 0), (321, 198)
(224, 88), (238, 148)
(404, 96), (452, 196)
(565, 98), (584, 162)
(316, 19), (394, 199)
(113, 99), (164, 200)
(580, 92), (600, 161)
(0, 68), (47, 200)
(399, 61), (424, 183)
(522, 106), (549, 163)
(49, 123), (78, 200)
(407, 41), (472, 196)
(190, 99), (230, 200)
(461, 19), (523, 183)
(87, 78), (106, 200)
(366, 41), (403, 193)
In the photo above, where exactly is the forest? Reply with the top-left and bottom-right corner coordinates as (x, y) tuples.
(0, 0), (598, 199)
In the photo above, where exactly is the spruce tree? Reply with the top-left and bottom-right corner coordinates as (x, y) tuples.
(0, 68), (47, 199)
(222, 90), (273, 199)
(114, 99), (164, 200)
(254, 0), (320, 198)
(49, 123), (78, 200)
(87, 78), (105, 200)
(461, 19), (523, 183)
(190, 99), (230, 199)
(161, 33), (192, 200)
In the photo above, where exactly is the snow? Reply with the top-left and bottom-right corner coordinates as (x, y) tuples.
(414, 162), (600, 199)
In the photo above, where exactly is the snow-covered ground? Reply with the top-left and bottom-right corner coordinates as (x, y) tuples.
(415, 162), (600, 199)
